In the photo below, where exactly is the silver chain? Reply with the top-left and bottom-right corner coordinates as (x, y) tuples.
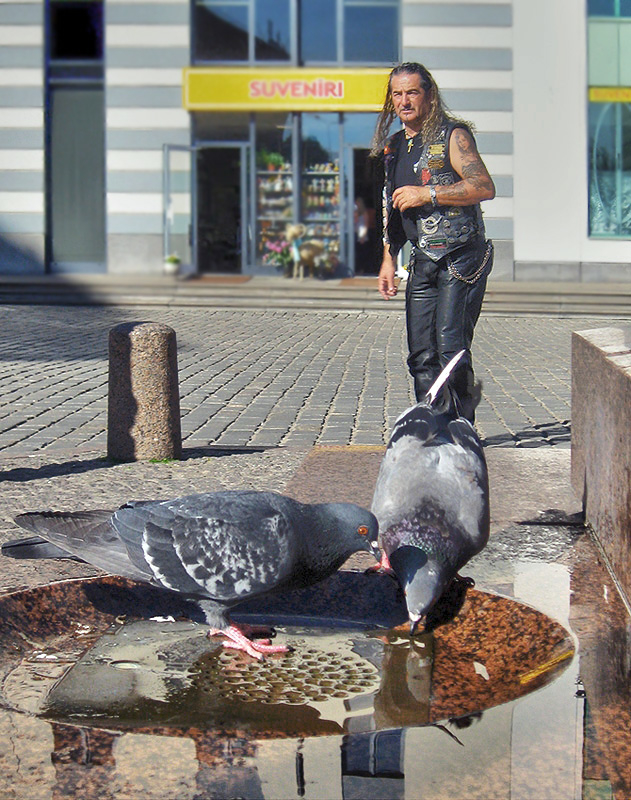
(447, 240), (493, 285)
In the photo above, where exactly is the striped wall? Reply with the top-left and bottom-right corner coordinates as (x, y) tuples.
(105, 0), (191, 272)
(402, 0), (513, 273)
(0, 0), (516, 277)
(0, 0), (45, 273)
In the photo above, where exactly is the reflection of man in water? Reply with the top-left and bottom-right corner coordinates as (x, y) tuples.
(372, 62), (496, 421)
(373, 635), (432, 728)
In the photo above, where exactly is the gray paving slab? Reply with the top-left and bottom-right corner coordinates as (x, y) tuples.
(0, 304), (626, 457)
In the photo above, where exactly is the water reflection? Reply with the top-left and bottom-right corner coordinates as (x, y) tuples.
(23, 585), (573, 739)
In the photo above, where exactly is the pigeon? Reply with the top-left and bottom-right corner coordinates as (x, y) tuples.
(4, 490), (380, 659)
(371, 350), (490, 634)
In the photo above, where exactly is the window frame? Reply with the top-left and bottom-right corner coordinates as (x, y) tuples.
(191, 0), (400, 66)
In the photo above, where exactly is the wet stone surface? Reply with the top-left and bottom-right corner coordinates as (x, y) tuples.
(1, 575), (574, 747)
(0, 446), (630, 798)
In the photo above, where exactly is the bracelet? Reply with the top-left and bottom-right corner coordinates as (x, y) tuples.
(429, 186), (438, 208)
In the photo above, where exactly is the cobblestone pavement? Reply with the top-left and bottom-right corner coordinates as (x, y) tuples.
(0, 304), (616, 458)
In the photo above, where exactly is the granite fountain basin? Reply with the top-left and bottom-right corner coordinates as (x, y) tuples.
(0, 571), (574, 739)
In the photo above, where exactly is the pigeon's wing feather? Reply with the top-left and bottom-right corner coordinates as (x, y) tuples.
(176, 513), (296, 600)
(112, 493), (299, 603)
(387, 403), (438, 450)
(372, 405), (445, 542)
(2, 535), (83, 561)
(447, 418), (487, 467)
(12, 510), (150, 581)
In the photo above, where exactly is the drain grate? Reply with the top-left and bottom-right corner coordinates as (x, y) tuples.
(193, 642), (379, 706)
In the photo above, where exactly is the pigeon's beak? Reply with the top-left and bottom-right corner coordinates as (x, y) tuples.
(369, 540), (381, 561)
(409, 615), (424, 636)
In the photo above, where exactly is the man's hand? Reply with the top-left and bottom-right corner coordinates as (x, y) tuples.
(378, 255), (398, 300)
(392, 185), (429, 212)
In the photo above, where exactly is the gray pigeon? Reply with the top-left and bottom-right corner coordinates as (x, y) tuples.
(5, 490), (380, 659)
(371, 351), (490, 633)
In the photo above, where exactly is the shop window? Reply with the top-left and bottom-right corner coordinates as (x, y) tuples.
(256, 114), (294, 270)
(194, 0), (290, 62)
(343, 1), (398, 63)
(588, 0), (631, 16)
(589, 101), (631, 237)
(301, 113), (341, 272)
(49, 0), (103, 61)
(193, 0), (399, 64)
(587, 0), (631, 238)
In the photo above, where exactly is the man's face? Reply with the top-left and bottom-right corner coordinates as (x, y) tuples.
(390, 72), (426, 131)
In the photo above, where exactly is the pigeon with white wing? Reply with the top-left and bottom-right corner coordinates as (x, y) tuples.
(3, 490), (380, 659)
(371, 351), (490, 633)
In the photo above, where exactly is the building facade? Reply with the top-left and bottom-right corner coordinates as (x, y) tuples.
(0, 0), (628, 281)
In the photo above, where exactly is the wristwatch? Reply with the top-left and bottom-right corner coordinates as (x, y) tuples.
(429, 186), (438, 208)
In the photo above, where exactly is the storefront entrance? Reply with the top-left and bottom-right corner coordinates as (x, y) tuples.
(196, 145), (247, 273)
(163, 142), (249, 275)
(165, 112), (382, 276)
(350, 147), (382, 275)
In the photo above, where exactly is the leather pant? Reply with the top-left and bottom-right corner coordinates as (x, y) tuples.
(405, 239), (493, 422)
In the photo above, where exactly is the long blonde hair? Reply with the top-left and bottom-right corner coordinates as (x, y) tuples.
(370, 62), (471, 157)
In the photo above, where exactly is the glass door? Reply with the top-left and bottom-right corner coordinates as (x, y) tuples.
(589, 102), (631, 237)
(49, 86), (106, 273)
(344, 145), (382, 275)
(164, 143), (250, 274)
(301, 113), (344, 275)
(196, 143), (250, 273)
(163, 144), (192, 270)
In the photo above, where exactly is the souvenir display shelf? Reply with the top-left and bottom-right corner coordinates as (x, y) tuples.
(257, 167), (293, 267)
(301, 163), (340, 260)
(256, 160), (342, 269)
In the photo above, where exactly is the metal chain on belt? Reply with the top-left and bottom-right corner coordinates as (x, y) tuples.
(447, 240), (494, 285)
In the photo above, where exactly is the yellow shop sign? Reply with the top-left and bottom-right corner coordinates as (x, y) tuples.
(183, 68), (390, 112)
(589, 87), (631, 102)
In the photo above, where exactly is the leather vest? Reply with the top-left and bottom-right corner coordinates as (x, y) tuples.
(383, 123), (486, 262)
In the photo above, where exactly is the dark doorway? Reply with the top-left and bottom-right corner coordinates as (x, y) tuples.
(353, 148), (382, 275)
(196, 147), (243, 273)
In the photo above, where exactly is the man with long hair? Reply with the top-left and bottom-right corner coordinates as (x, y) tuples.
(373, 62), (495, 422)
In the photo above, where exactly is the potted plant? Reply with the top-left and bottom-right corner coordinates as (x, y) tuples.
(163, 253), (181, 276)
(267, 152), (285, 171)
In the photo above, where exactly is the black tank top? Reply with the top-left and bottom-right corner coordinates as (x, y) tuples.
(393, 132), (423, 242)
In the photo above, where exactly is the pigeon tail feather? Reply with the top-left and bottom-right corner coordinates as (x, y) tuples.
(8, 490), (380, 660)
(1, 535), (83, 561)
(12, 510), (149, 581)
(425, 349), (466, 406)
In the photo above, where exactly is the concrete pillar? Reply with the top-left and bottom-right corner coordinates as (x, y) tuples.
(571, 326), (631, 608)
(107, 322), (182, 461)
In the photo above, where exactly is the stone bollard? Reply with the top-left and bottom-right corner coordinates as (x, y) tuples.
(107, 321), (182, 461)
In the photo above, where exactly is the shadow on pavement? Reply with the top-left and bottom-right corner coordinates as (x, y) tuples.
(0, 446), (279, 483)
(482, 420), (571, 448)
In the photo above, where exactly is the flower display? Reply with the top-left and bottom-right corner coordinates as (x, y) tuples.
(262, 239), (293, 272)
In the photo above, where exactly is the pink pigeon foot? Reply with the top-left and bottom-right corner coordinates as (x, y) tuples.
(236, 621), (278, 640)
(207, 624), (291, 660)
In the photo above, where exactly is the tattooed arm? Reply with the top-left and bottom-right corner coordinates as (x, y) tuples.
(391, 126), (495, 212)
(445, 126), (495, 204)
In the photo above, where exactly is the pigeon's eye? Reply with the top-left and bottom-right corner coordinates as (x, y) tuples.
(357, 525), (369, 536)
